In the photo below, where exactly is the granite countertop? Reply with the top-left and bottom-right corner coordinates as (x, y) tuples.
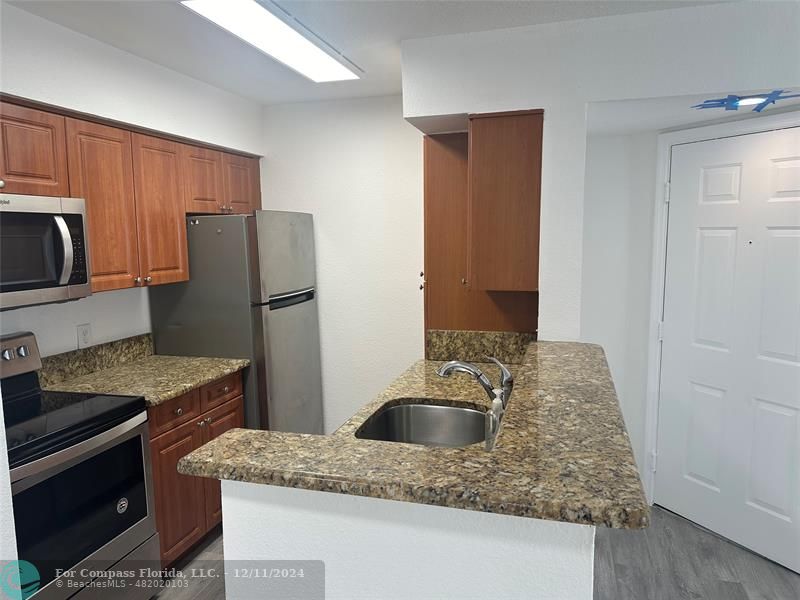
(178, 342), (649, 528)
(43, 354), (250, 406)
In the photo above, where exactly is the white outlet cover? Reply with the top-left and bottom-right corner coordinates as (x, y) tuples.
(77, 323), (92, 349)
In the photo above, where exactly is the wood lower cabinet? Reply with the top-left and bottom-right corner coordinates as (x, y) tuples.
(182, 145), (225, 214)
(223, 153), (261, 214)
(0, 102), (69, 196)
(132, 134), (190, 286)
(202, 399), (245, 530)
(148, 371), (245, 565)
(66, 118), (141, 292)
(150, 414), (207, 566)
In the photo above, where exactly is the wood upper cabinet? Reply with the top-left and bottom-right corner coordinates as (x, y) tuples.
(467, 110), (543, 292)
(182, 147), (259, 215)
(0, 98), (262, 293)
(0, 102), (69, 196)
(150, 417), (207, 566)
(223, 153), (261, 214)
(131, 133), (189, 286)
(66, 118), (141, 292)
(182, 144), (225, 214)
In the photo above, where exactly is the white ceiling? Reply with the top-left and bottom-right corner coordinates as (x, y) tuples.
(587, 91), (800, 135)
(10, 0), (724, 106)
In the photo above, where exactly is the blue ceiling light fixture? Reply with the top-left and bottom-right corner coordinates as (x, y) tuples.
(692, 90), (800, 113)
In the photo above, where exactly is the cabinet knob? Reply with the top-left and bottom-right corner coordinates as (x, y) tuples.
(174, 407), (183, 416)
(0, 179), (5, 189)
(461, 278), (468, 285)
(197, 420), (206, 427)
(223, 386), (230, 393)
(205, 416), (212, 424)
(144, 276), (152, 283)
(134, 276), (142, 285)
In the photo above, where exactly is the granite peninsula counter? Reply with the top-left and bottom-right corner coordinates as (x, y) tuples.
(179, 341), (648, 528)
(178, 340), (647, 599)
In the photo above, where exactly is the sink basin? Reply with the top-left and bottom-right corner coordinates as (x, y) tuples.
(355, 402), (486, 448)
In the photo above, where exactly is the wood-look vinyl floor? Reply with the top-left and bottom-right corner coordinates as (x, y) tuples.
(156, 506), (800, 599)
(595, 506), (799, 600)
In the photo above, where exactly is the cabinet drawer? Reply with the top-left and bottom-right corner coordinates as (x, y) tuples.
(148, 389), (201, 438)
(200, 371), (242, 413)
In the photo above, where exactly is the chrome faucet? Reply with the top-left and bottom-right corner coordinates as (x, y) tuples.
(436, 357), (514, 407)
(436, 357), (515, 451)
(436, 361), (497, 402)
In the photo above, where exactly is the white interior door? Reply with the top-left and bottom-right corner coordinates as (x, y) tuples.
(656, 126), (800, 573)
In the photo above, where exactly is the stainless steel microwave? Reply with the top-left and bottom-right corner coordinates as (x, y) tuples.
(0, 194), (91, 310)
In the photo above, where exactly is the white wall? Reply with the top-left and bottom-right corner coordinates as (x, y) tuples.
(261, 95), (423, 431)
(401, 1), (800, 340)
(581, 133), (658, 468)
(0, 4), (263, 153)
(0, 288), (150, 357)
(222, 480), (596, 600)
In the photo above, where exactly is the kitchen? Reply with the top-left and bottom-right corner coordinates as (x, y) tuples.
(1, 1), (799, 600)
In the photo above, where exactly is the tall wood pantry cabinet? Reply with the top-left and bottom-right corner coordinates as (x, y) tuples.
(423, 109), (542, 335)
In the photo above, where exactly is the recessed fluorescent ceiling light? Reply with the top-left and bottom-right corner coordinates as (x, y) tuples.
(737, 97), (767, 106)
(181, 0), (359, 83)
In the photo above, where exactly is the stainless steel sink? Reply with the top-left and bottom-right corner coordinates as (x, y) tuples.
(355, 402), (486, 448)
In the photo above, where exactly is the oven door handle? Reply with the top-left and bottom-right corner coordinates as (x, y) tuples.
(54, 215), (74, 285)
(10, 411), (147, 484)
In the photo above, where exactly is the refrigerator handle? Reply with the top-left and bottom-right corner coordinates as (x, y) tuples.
(267, 287), (315, 310)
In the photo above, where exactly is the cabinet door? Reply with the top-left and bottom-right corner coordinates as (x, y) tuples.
(182, 144), (224, 214)
(424, 133), (538, 333)
(223, 153), (260, 214)
(468, 111), (542, 291)
(0, 102), (69, 196)
(66, 118), (141, 292)
(202, 396), (244, 530)
(150, 418), (206, 566)
(131, 133), (189, 286)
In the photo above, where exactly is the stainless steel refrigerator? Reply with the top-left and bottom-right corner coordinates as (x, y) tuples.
(149, 211), (323, 434)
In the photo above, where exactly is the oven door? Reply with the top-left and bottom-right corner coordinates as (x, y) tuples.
(10, 412), (156, 599)
(0, 195), (91, 310)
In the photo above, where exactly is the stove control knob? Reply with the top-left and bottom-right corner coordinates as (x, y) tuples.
(1, 349), (14, 361)
(16, 345), (28, 358)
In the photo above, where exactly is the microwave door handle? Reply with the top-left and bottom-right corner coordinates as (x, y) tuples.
(54, 215), (73, 285)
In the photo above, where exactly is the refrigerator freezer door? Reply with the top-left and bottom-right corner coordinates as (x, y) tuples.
(255, 295), (323, 434)
(149, 215), (261, 428)
(251, 210), (316, 304)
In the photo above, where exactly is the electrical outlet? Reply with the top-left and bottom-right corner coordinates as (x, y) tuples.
(77, 323), (92, 349)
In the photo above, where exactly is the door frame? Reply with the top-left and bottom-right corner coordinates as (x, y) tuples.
(642, 109), (800, 503)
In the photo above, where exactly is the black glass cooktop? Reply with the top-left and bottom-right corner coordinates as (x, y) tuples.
(2, 371), (145, 470)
